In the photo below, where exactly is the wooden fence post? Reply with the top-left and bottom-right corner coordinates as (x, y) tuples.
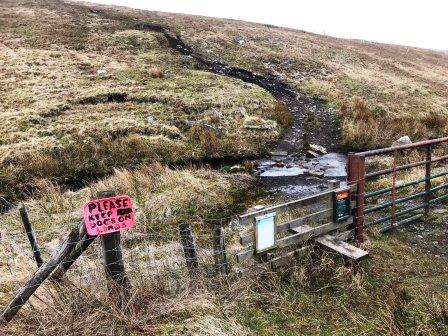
(424, 144), (432, 213)
(0, 223), (82, 323)
(327, 180), (341, 190)
(19, 205), (43, 268)
(347, 153), (365, 243)
(213, 223), (228, 276)
(97, 191), (130, 306)
(179, 222), (199, 275)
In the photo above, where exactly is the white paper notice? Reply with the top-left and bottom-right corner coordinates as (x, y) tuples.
(255, 212), (276, 252)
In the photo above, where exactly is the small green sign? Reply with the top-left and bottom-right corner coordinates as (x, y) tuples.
(333, 189), (351, 221)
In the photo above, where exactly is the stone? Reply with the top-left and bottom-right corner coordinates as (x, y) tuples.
(244, 124), (273, 130)
(147, 115), (156, 123)
(309, 170), (324, 177)
(392, 135), (412, 147)
(97, 69), (107, 75)
(270, 151), (288, 157)
(307, 150), (320, 158)
(309, 144), (327, 154)
(229, 165), (245, 173)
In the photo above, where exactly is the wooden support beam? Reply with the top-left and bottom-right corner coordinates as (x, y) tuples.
(1, 224), (81, 323)
(315, 235), (368, 260)
(51, 222), (96, 281)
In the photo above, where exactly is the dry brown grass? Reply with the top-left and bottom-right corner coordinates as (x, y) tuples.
(0, 0), (279, 198)
(132, 9), (448, 149)
(148, 67), (165, 78)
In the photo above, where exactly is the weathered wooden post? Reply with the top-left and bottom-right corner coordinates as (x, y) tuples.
(97, 191), (130, 305)
(179, 222), (199, 275)
(0, 224), (82, 323)
(424, 144), (432, 213)
(51, 222), (96, 281)
(213, 222), (229, 276)
(327, 180), (341, 190)
(19, 205), (43, 268)
(347, 153), (365, 243)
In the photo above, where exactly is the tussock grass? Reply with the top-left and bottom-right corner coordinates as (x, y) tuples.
(0, 0), (279, 199)
(143, 10), (448, 149)
(2, 233), (447, 335)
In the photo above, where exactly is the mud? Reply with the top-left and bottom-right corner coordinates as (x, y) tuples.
(138, 23), (344, 198)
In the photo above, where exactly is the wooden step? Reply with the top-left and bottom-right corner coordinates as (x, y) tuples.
(290, 224), (312, 235)
(315, 235), (368, 260)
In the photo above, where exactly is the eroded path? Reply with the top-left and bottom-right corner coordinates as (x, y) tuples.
(134, 23), (346, 198)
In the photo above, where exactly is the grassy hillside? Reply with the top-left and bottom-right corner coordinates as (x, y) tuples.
(1, 1), (448, 335)
(0, 0), (282, 198)
(154, 12), (448, 148)
(2, 0), (448, 198)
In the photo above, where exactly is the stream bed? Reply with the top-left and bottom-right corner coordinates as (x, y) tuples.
(254, 151), (347, 198)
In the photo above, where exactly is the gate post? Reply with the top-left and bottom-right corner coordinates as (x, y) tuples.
(424, 144), (432, 213)
(347, 153), (365, 243)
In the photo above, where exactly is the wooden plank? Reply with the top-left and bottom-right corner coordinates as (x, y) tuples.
(239, 208), (332, 246)
(316, 235), (368, 260)
(277, 217), (353, 248)
(239, 191), (332, 225)
(278, 208), (332, 232)
(290, 224), (312, 235)
(270, 246), (310, 268)
(1, 224), (82, 323)
(239, 185), (357, 226)
(235, 246), (254, 263)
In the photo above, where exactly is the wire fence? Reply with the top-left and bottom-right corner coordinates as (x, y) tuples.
(0, 207), (255, 316)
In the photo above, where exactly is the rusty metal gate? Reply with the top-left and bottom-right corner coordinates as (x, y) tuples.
(348, 136), (448, 239)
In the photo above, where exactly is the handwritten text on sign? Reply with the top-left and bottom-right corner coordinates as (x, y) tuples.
(83, 196), (135, 236)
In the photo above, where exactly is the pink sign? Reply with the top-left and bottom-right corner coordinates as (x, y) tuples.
(83, 196), (135, 236)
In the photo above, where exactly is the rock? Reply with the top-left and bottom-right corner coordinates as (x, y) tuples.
(147, 115), (156, 123)
(309, 170), (324, 177)
(392, 136), (412, 147)
(244, 124), (273, 130)
(97, 69), (107, 75)
(270, 151), (288, 157)
(309, 144), (327, 154)
(307, 150), (320, 158)
(229, 165), (245, 173)
(275, 161), (285, 167)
